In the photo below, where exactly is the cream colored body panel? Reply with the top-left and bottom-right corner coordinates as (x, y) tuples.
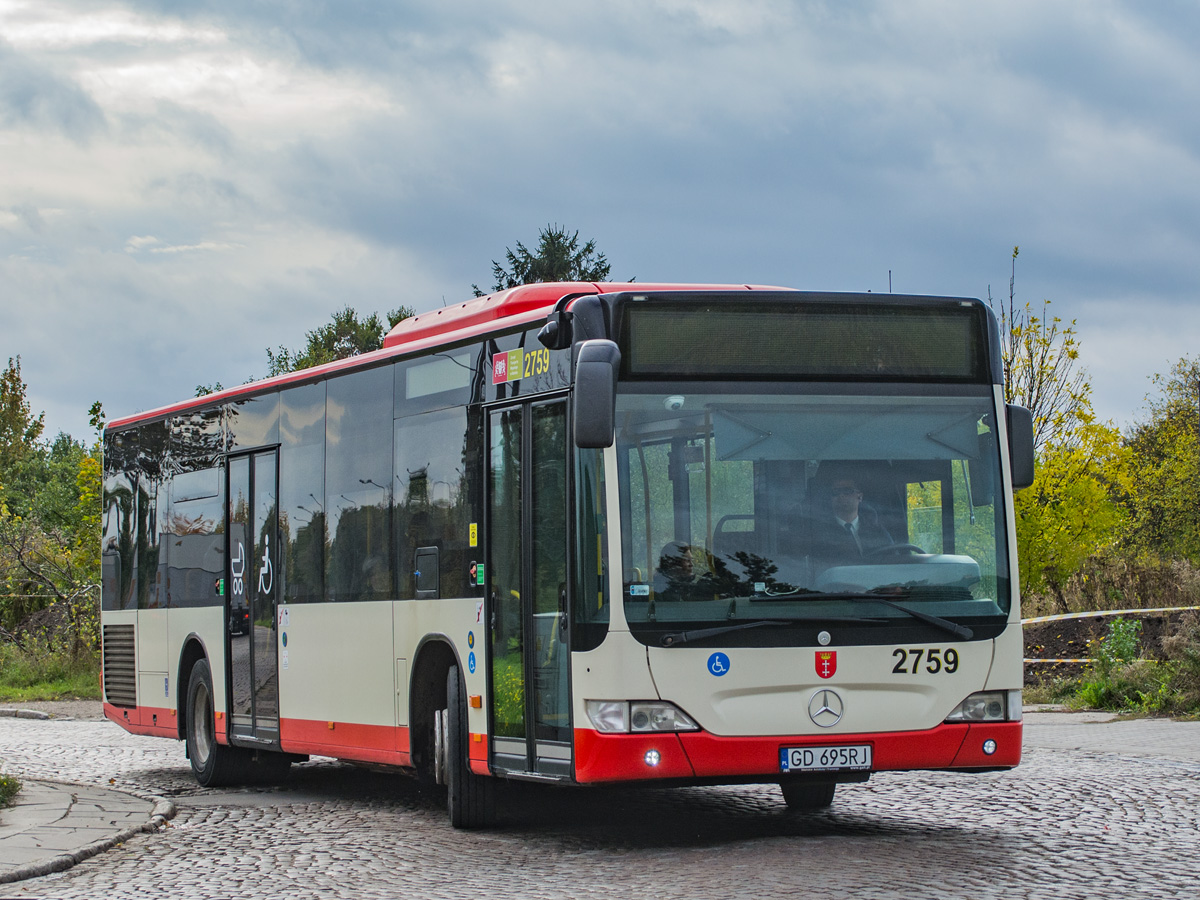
(269, 597), (487, 734)
(645, 638), (994, 735)
(170, 606), (226, 713)
(137, 608), (169, 674)
(985, 619), (1023, 691)
(277, 601), (395, 726)
(570, 628), (656, 726)
(393, 597), (489, 737)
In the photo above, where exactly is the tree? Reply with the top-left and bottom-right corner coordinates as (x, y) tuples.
(990, 248), (1089, 452)
(0, 357), (45, 488)
(266, 306), (415, 376)
(473, 224), (614, 297)
(1120, 356), (1200, 562)
(1015, 421), (1129, 602)
(991, 247), (1125, 599)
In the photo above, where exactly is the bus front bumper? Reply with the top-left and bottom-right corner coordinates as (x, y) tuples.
(573, 721), (1021, 784)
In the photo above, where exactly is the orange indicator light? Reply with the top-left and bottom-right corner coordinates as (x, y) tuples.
(469, 694), (482, 708)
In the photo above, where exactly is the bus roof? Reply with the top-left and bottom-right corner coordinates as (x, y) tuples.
(107, 282), (786, 431)
(381, 282), (786, 350)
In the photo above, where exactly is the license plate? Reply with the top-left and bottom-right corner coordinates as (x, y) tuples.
(779, 744), (873, 773)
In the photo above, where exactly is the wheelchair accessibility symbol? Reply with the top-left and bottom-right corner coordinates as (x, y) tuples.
(707, 652), (730, 677)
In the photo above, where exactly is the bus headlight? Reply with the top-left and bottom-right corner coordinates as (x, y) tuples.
(585, 700), (699, 733)
(945, 690), (1021, 723)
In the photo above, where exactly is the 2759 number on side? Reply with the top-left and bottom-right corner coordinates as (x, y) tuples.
(779, 744), (873, 773)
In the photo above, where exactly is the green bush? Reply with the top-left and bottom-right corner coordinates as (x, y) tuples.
(1075, 614), (1200, 716)
(0, 773), (19, 808)
(0, 641), (100, 701)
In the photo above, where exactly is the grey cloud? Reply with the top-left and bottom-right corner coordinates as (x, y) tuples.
(0, 41), (106, 142)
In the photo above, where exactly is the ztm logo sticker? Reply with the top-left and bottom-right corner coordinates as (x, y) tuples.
(492, 354), (509, 384)
(816, 651), (837, 679)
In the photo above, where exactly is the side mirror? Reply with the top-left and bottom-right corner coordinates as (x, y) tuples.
(1006, 404), (1035, 490)
(574, 340), (621, 449)
(538, 310), (573, 350)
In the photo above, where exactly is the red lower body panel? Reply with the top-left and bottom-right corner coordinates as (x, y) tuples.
(278, 718), (412, 766)
(103, 703), (178, 738)
(574, 722), (1021, 784)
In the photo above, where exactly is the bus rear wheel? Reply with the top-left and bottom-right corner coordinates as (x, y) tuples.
(445, 665), (495, 829)
(780, 780), (836, 810)
(186, 659), (250, 787)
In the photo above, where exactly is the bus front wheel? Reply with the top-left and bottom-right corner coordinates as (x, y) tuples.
(445, 665), (495, 829)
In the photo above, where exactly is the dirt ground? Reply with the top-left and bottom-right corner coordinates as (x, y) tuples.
(0, 699), (104, 720)
(1022, 610), (1193, 685)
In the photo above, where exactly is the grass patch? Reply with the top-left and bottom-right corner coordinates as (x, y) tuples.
(0, 773), (19, 808)
(0, 643), (101, 702)
(1023, 675), (1083, 706)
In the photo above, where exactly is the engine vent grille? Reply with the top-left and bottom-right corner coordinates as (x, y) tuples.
(102, 624), (137, 708)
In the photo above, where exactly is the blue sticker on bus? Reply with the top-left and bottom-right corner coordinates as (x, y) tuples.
(468, 631), (474, 649)
(468, 651), (476, 674)
(708, 652), (730, 677)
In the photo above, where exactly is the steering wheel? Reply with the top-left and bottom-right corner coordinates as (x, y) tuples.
(865, 542), (925, 559)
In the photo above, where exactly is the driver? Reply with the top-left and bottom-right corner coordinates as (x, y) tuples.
(812, 476), (893, 569)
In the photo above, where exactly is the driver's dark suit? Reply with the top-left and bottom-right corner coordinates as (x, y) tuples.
(810, 511), (894, 571)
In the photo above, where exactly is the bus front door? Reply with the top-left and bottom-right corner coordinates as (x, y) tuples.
(226, 450), (280, 747)
(487, 400), (572, 778)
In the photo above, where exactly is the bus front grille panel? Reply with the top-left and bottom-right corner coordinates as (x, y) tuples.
(102, 624), (137, 708)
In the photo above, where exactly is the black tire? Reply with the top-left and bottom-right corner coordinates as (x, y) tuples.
(781, 780), (836, 810)
(446, 665), (495, 829)
(185, 658), (250, 787)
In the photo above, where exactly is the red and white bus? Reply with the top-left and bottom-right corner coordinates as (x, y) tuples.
(100, 284), (1034, 827)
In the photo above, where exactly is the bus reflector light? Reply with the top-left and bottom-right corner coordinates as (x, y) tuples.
(469, 694), (482, 708)
(585, 701), (628, 733)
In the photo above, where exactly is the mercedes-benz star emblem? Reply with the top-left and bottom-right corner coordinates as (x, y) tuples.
(808, 689), (844, 728)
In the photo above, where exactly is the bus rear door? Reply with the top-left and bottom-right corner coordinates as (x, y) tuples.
(226, 449), (280, 748)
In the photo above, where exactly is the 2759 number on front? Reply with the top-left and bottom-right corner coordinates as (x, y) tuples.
(779, 744), (873, 773)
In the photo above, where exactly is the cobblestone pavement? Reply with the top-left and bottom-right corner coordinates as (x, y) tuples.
(2, 713), (1199, 899)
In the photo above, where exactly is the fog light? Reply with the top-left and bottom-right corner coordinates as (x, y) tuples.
(644, 749), (661, 767)
(982, 739), (997, 756)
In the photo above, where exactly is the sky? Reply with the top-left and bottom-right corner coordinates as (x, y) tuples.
(3, 0), (1200, 442)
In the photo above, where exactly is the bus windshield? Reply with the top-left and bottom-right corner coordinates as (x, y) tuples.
(616, 387), (1011, 646)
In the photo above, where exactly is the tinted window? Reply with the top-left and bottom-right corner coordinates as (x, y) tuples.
(395, 407), (479, 600)
(228, 393), (280, 451)
(395, 350), (477, 415)
(171, 408), (224, 470)
(166, 469), (225, 609)
(326, 367), (393, 602)
(280, 382), (326, 604)
(102, 458), (136, 612)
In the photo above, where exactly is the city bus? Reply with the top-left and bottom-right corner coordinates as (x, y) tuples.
(100, 283), (1035, 827)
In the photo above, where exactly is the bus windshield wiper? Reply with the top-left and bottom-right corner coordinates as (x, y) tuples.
(822, 589), (974, 640)
(658, 615), (889, 647)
